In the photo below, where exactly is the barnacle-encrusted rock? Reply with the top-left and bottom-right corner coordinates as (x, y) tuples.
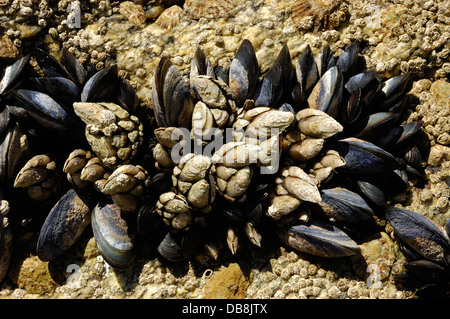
(0, 35), (19, 59)
(73, 102), (144, 169)
(427, 145), (450, 167)
(203, 263), (250, 298)
(183, 0), (242, 20)
(291, 0), (345, 32)
(355, 232), (401, 282)
(8, 256), (59, 295)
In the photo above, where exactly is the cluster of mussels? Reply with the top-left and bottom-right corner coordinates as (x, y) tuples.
(0, 40), (449, 297)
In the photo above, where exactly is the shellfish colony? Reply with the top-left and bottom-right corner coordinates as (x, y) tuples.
(0, 38), (449, 298)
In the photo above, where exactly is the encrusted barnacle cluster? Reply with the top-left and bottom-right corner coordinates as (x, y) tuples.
(13, 154), (58, 202)
(210, 142), (256, 203)
(146, 38), (436, 273)
(267, 166), (321, 220)
(156, 191), (192, 231)
(100, 164), (150, 212)
(172, 153), (215, 213)
(73, 102), (143, 169)
(0, 0), (53, 58)
(291, 0), (348, 32)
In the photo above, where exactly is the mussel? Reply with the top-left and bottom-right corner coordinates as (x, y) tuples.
(280, 219), (361, 258)
(91, 200), (136, 269)
(81, 64), (119, 103)
(315, 187), (374, 222)
(36, 189), (92, 261)
(14, 89), (77, 131)
(0, 55), (30, 96)
(386, 207), (450, 264)
(336, 41), (359, 76)
(295, 44), (319, 100)
(254, 43), (294, 108)
(306, 65), (343, 119)
(228, 39), (259, 106)
(334, 137), (400, 174)
(152, 56), (194, 128)
(0, 122), (30, 185)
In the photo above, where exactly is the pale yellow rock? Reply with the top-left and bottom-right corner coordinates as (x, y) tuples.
(8, 256), (60, 295)
(430, 79), (450, 109)
(356, 232), (402, 282)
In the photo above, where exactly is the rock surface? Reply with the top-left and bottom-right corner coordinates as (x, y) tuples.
(203, 263), (251, 299)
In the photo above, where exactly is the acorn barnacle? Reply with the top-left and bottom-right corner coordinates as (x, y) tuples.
(292, 0), (345, 32)
(183, 0), (242, 20)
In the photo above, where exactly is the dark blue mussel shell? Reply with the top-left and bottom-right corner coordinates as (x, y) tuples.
(37, 189), (92, 261)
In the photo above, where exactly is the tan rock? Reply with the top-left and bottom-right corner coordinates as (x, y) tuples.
(430, 79), (450, 109)
(203, 263), (251, 299)
(83, 236), (101, 260)
(352, 232), (401, 283)
(8, 256), (60, 295)
(15, 24), (43, 39)
(0, 35), (19, 59)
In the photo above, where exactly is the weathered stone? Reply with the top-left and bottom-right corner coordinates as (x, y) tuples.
(8, 256), (60, 295)
(0, 35), (18, 59)
(203, 263), (251, 299)
(430, 79), (450, 109)
(352, 232), (401, 283)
